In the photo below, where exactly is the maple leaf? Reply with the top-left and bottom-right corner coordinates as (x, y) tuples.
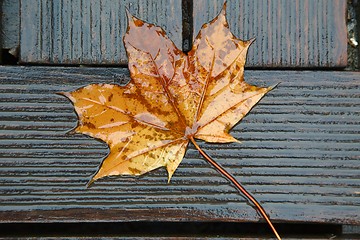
(62, 5), (271, 183)
(61, 3), (280, 239)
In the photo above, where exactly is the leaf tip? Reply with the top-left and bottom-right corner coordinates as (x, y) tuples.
(86, 178), (95, 188)
(234, 139), (242, 144)
(248, 37), (256, 45)
(125, 7), (145, 29)
(66, 128), (78, 135)
(221, 1), (227, 14)
(268, 82), (280, 91)
(125, 7), (132, 22)
(56, 91), (68, 97)
(219, 1), (228, 23)
(125, 8), (138, 31)
(57, 91), (75, 102)
(166, 169), (174, 184)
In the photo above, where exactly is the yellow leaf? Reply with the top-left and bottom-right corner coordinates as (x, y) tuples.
(62, 4), (282, 239)
(62, 4), (271, 184)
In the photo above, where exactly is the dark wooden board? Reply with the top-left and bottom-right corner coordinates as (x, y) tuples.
(0, 66), (359, 225)
(19, 0), (182, 65)
(0, 222), (352, 239)
(193, 0), (348, 68)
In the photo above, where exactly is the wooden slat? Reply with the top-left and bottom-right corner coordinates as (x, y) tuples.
(1, 0), (20, 50)
(193, 0), (348, 68)
(19, 0), (182, 65)
(0, 66), (359, 225)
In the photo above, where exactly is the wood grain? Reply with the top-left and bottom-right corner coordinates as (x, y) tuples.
(0, 66), (359, 225)
(1, 0), (20, 50)
(193, 0), (348, 68)
(19, 0), (182, 65)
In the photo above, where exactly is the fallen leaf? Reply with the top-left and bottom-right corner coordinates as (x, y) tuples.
(61, 4), (272, 184)
(61, 4), (281, 239)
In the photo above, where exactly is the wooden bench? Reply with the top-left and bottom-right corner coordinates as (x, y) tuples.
(0, 0), (359, 238)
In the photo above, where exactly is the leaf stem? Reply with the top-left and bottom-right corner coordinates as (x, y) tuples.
(190, 137), (281, 240)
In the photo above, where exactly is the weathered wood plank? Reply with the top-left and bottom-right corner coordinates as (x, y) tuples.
(193, 0), (348, 68)
(0, 0), (2, 64)
(19, 0), (182, 65)
(1, 0), (20, 50)
(0, 66), (359, 225)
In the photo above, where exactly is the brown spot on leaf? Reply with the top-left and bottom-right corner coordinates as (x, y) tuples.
(128, 167), (141, 175)
(134, 19), (144, 27)
(108, 93), (113, 102)
(83, 122), (96, 129)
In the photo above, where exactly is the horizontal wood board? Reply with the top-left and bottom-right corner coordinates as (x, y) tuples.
(19, 0), (182, 64)
(0, 66), (359, 224)
(193, 0), (348, 68)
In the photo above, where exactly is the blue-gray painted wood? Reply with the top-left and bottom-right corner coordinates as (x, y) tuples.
(19, 0), (348, 68)
(19, 0), (182, 65)
(0, 66), (359, 224)
(193, 0), (348, 68)
(1, 0), (20, 50)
